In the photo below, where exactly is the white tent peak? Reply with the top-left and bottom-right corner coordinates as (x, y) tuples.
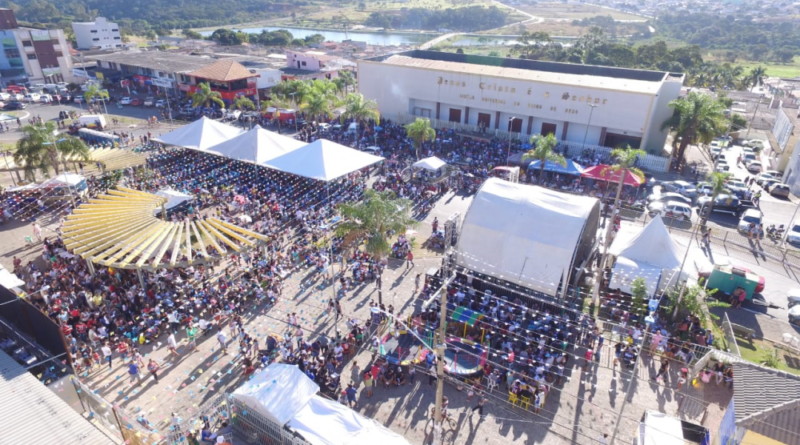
(413, 156), (447, 171)
(205, 125), (305, 165)
(232, 363), (319, 426)
(263, 138), (384, 182)
(152, 116), (244, 151)
(609, 215), (682, 270)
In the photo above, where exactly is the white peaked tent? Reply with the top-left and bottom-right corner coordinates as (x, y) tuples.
(609, 216), (682, 269)
(608, 216), (683, 296)
(152, 116), (244, 151)
(205, 125), (305, 165)
(232, 364), (411, 445)
(154, 188), (193, 214)
(263, 138), (384, 181)
(456, 178), (600, 296)
(232, 364), (319, 425)
(412, 156), (447, 171)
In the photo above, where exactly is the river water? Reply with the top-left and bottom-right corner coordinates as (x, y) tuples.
(200, 26), (436, 46)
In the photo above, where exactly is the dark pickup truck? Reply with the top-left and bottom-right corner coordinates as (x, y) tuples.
(697, 194), (756, 217)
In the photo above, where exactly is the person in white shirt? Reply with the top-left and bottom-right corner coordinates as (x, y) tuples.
(101, 342), (113, 370)
(168, 333), (179, 356)
(216, 329), (228, 354)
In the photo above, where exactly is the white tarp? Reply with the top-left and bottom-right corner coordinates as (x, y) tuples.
(640, 411), (684, 445)
(43, 173), (85, 187)
(263, 138), (384, 182)
(609, 216), (682, 270)
(289, 396), (411, 445)
(609, 256), (662, 297)
(0, 265), (25, 289)
(456, 178), (598, 296)
(155, 189), (193, 211)
(152, 116), (243, 151)
(231, 364), (319, 426)
(205, 125), (305, 165)
(413, 156), (447, 171)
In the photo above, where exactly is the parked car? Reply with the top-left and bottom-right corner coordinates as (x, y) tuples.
(788, 289), (800, 308)
(785, 221), (800, 246)
(39, 94), (53, 103)
(725, 179), (748, 197)
(696, 182), (714, 196)
(769, 183), (791, 198)
(662, 180), (698, 198)
(155, 99), (166, 108)
(747, 161), (762, 173)
(646, 192), (692, 206)
(764, 170), (783, 178)
(743, 153), (757, 165)
(143, 97), (155, 107)
(760, 179), (779, 192)
(755, 173), (776, 186)
(3, 101), (25, 110)
(790, 305), (800, 326)
(0, 92), (9, 101)
(23, 92), (40, 102)
(696, 194), (753, 216)
(130, 98), (142, 106)
(648, 200), (693, 221)
(738, 208), (764, 237)
(744, 140), (765, 150)
(119, 97), (132, 105)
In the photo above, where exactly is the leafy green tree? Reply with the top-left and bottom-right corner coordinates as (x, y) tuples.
(630, 277), (649, 321)
(406, 118), (436, 160)
(300, 90), (335, 123)
(700, 171), (732, 225)
(747, 66), (767, 92)
(83, 84), (109, 111)
(335, 189), (418, 304)
(190, 82), (225, 108)
(231, 96), (255, 111)
(340, 93), (379, 140)
(522, 133), (564, 184)
(182, 29), (203, 40)
(14, 122), (90, 179)
(660, 92), (728, 168)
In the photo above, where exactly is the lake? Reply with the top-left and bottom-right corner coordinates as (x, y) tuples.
(200, 26), (436, 46)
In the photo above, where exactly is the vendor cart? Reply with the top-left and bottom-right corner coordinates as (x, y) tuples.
(705, 264), (759, 300)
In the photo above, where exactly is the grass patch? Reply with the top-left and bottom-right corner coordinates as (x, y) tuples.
(735, 334), (800, 375)
(736, 59), (800, 79)
(517, 2), (648, 21)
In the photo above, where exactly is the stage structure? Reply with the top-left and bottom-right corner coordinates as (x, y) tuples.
(61, 187), (268, 282)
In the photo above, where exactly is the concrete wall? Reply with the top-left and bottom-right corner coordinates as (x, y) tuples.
(642, 77), (683, 155)
(359, 59), (667, 148)
(72, 17), (121, 50)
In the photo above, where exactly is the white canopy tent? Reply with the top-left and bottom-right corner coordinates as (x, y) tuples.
(456, 178), (599, 296)
(152, 116), (244, 151)
(205, 125), (305, 165)
(608, 216), (683, 297)
(231, 364), (319, 426)
(42, 173), (86, 187)
(262, 138), (384, 182)
(154, 188), (193, 214)
(412, 156), (447, 171)
(233, 364), (411, 445)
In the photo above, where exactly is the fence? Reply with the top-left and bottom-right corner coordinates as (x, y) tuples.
(165, 394), (232, 445)
(71, 377), (161, 445)
(721, 312), (741, 358)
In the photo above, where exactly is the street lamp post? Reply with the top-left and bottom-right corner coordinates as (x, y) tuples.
(581, 103), (599, 152)
(506, 116), (516, 167)
(288, 92), (299, 133)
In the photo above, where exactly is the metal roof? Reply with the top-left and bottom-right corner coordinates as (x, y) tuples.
(376, 53), (666, 95)
(61, 187), (268, 270)
(89, 51), (217, 74)
(733, 362), (800, 445)
(0, 349), (118, 445)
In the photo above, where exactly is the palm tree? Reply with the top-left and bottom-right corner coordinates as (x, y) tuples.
(231, 96), (255, 111)
(300, 90), (334, 123)
(700, 171), (732, 226)
(406, 118), (436, 160)
(521, 133), (564, 184)
(14, 122), (90, 180)
(748, 66), (767, 92)
(340, 93), (379, 141)
(190, 82), (224, 109)
(338, 70), (356, 94)
(83, 84), (109, 113)
(592, 146), (645, 310)
(660, 91), (728, 171)
(56, 136), (92, 173)
(335, 189), (419, 304)
(332, 77), (347, 98)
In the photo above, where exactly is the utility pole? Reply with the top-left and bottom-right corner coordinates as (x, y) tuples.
(581, 103), (598, 151)
(671, 217), (702, 319)
(432, 272), (454, 445)
(608, 343), (643, 444)
(744, 94), (764, 141)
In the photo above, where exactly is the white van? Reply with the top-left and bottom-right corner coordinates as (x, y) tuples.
(78, 114), (107, 129)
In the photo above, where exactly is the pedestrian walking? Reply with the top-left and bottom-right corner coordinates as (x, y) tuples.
(345, 382), (358, 408)
(471, 394), (486, 417)
(32, 222), (42, 241)
(677, 367), (688, 390)
(167, 332), (179, 356)
(186, 324), (198, 350)
(414, 273), (421, 294)
(409, 366), (416, 383)
(406, 251), (414, 269)
(128, 361), (142, 384)
(117, 340), (129, 363)
(147, 359), (160, 383)
(217, 328), (228, 354)
(101, 342), (113, 370)
(364, 371), (374, 397)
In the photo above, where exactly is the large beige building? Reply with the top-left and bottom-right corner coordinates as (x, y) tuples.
(358, 50), (684, 155)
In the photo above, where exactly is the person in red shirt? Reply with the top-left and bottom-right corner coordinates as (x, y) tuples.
(61, 322), (73, 336)
(117, 340), (129, 363)
(406, 251), (414, 269)
(75, 322), (88, 341)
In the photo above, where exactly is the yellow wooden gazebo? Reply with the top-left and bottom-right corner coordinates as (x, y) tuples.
(61, 187), (268, 274)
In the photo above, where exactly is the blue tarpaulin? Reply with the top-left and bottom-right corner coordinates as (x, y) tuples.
(527, 159), (584, 176)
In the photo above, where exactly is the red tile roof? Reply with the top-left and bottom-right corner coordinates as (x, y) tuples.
(187, 59), (255, 82)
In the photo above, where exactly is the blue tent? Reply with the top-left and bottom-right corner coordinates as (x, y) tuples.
(527, 159), (584, 176)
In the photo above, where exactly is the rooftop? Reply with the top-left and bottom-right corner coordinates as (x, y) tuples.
(0, 349), (117, 445)
(88, 51), (217, 73)
(187, 59), (256, 82)
(733, 362), (800, 445)
(366, 50), (680, 95)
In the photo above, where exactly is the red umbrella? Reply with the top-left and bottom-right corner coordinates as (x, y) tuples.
(581, 164), (643, 187)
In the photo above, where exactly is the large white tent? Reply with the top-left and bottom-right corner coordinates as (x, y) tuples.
(232, 364), (411, 445)
(205, 125), (305, 165)
(412, 156), (447, 171)
(154, 188), (193, 214)
(608, 216), (683, 296)
(152, 116), (243, 151)
(456, 178), (600, 296)
(262, 139), (384, 181)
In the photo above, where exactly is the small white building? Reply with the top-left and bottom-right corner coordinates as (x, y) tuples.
(72, 17), (122, 50)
